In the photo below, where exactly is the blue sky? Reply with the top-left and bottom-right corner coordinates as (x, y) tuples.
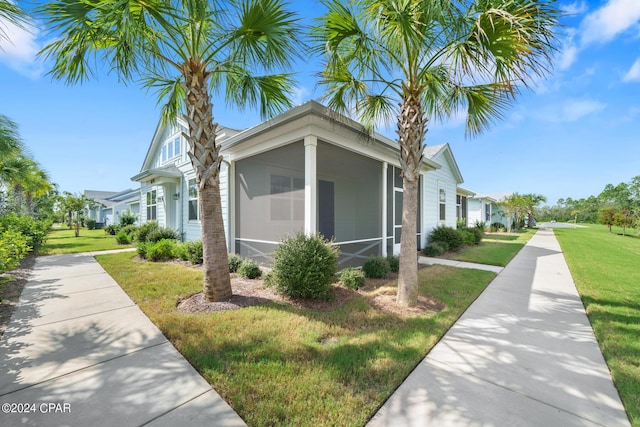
(1, 0), (639, 206)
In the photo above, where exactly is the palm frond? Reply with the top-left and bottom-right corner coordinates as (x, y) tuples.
(224, 68), (296, 119)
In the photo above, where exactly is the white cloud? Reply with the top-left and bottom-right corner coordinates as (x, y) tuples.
(622, 58), (640, 82)
(0, 17), (43, 79)
(557, 43), (579, 71)
(536, 99), (606, 123)
(563, 1), (588, 16)
(580, 0), (640, 46)
(291, 86), (310, 106)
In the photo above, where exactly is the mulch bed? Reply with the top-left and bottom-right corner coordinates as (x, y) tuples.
(0, 254), (36, 338)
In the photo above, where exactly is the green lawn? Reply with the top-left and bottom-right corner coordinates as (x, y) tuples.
(448, 229), (536, 266)
(39, 228), (130, 255)
(96, 252), (496, 427)
(554, 225), (639, 426)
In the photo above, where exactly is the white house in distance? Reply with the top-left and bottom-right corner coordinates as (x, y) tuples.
(84, 189), (140, 227)
(132, 100), (472, 266)
(467, 192), (511, 228)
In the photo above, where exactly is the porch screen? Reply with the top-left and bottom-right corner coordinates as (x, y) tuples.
(235, 142), (305, 261)
(317, 141), (382, 265)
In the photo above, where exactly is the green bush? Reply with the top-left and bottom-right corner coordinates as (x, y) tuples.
(119, 211), (137, 226)
(86, 218), (97, 230)
(104, 224), (120, 235)
(237, 258), (261, 279)
(262, 270), (275, 287)
(0, 229), (29, 273)
(136, 221), (159, 243)
(387, 255), (400, 273)
(115, 230), (132, 245)
(0, 214), (50, 251)
(459, 230), (476, 246)
(474, 220), (487, 231)
(184, 240), (203, 265)
(470, 227), (483, 245)
(339, 268), (365, 290)
(146, 239), (177, 262)
(121, 224), (138, 237)
(429, 225), (464, 252)
(422, 242), (446, 257)
(271, 233), (339, 300)
(228, 253), (243, 273)
(490, 222), (505, 232)
(147, 227), (179, 243)
(136, 241), (150, 258)
(362, 256), (390, 279)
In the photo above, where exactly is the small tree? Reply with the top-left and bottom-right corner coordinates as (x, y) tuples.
(58, 192), (99, 237)
(614, 209), (635, 237)
(599, 208), (616, 233)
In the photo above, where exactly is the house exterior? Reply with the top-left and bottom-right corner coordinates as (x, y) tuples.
(132, 100), (470, 266)
(456, 186), (476, 227)
(84, 189), (140, 227)
(467, 192), (511, 228)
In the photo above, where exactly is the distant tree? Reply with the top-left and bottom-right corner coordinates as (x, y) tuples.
(599, 208), (616, 233)
(498, 194), (528, 232)
(613, 209), (635, 237)
(58, 192), (99, 237)
(522, 193), (546, 228)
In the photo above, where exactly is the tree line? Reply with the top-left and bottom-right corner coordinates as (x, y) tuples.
(535, 176), (640, 231)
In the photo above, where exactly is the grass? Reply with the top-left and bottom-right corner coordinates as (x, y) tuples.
(96, 252), (496, 426)
(39, 228), (130, 255)
(447, 228), (537, 266)
(554, 225), (640, 426)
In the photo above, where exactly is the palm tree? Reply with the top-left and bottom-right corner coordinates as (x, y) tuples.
(522, 193), (546, 228)
(313, 0), (559, 306)
(38, 0), (301, 301)
(0, 115), (24, 163)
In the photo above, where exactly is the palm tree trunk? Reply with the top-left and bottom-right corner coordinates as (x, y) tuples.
(183, 64), (232, 302)
(396, 85), (425, 307)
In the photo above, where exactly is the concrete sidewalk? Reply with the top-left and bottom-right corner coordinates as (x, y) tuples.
(369, 228), (630, 427)
(0, 252), (245, 426)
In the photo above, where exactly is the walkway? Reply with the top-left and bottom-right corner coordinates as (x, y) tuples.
(368, 228), (630, 426)
(0, 252), (245, 426)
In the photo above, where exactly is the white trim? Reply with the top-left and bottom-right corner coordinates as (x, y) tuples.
(304, 135), (318, 235)
(228, 160), (235, 253)
(235, 238), (279, 245)
(332, 237), (382, 246)
(381, 162), (388, 257)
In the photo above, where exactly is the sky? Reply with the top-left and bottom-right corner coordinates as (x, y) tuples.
(0, 0), (639, 206)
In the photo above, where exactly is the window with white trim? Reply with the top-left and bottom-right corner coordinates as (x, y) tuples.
(146, 190), (157, 220)
(439, 188), (446, 221)
(485, 203), (491, 222)
(188, 178), (198, 221)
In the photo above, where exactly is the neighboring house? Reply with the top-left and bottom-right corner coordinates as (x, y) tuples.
(84, 189), (141, 226)
(456, 186), (476, 227)
(132, 100), (472, 266)
(467, 192), (511, 228)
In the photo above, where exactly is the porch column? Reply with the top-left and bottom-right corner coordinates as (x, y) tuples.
(304, 136), (317, 235)
(381, 162), (388, 257)
(228, 160), (235, 253)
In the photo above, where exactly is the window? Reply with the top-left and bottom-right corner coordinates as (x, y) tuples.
(173, 137), (181, 157)
(485, 203), (491, 222)
(439, 188), (446, 221)
(159, 136), (182, 164)
(161, 145), (167, 163)
(456, 195), (462, 220)
(270, 174), (304, 221)
(188, 178), (198, 221)
(146, 190), (157, 220)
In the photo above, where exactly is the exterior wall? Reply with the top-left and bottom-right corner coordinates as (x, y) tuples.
(422, 151), (458, 246)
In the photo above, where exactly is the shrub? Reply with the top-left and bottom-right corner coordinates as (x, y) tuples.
(474, 220), (487, 231)
(422, 242), (445, 257)
(104, 224), (120, 235)
(262, 270), (275, 287)
(119, 211), (137, 226)
(146, 239), (177, 262)
(271, 233), (339, 300)
(228, 253), (243, 273)
(147, 227), (179, 243)
(459, 230), (476, 246)
(86, 218), (97, 230)
(183, 240), (203, 265)
(136, 221), (159, 243)
(339, 268), (365, 290)
(362, 256), (390, 279)
(386, 255), (400, 273)
(237, 258), (261, 279)
(490, 222), (505, 232)
(115, 230), (132, 245)
(121, 224), (138, 237)
(0, 214), (50, 251)
(470, 227), (483, 245)
(456, 217), (468, 229)
(0, 229), (29, 273)
(429, 225), (464, 252)
(136, 241), (150, 259)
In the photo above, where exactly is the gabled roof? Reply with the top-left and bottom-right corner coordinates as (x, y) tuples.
(131, 164), (181, 184)
(84, 189), (139, 207)
(457, 186), (476, 196)
(423, 143), (464, 183)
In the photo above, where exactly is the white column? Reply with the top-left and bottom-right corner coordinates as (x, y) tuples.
(381, 162), (388, 257)
(228, 160), (236, 253)
(304, 136), (317, 235)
